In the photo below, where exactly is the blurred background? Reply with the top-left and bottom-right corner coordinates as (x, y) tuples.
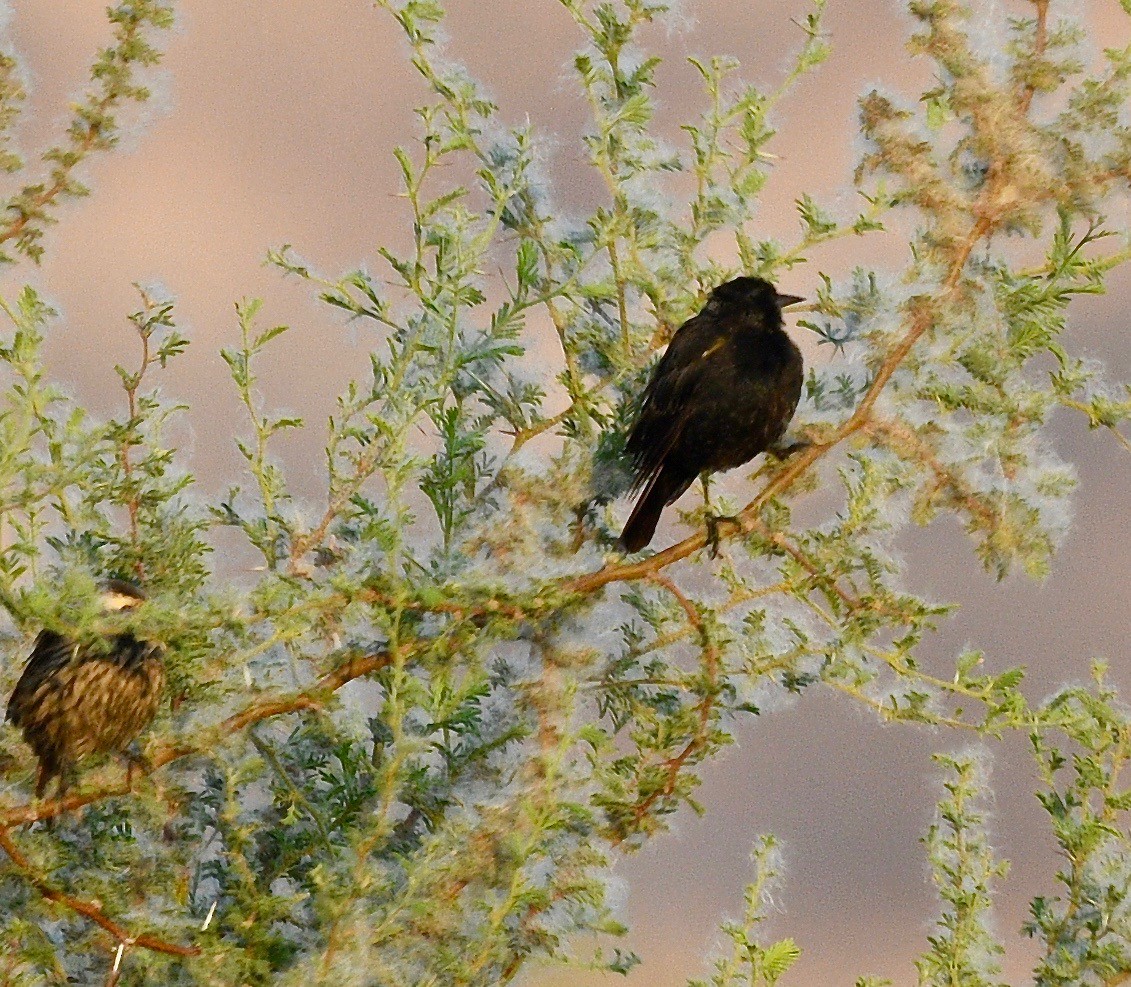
(4, 1), (1129, 983)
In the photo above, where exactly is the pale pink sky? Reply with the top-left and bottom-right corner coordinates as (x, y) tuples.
(5, 2), (1130, 984)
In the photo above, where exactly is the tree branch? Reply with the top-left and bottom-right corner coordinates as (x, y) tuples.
(1, 652), (394, 828)
(0, 824), (200, 957)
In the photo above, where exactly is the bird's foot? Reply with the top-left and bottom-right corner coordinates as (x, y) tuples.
(704, 513), (741, 558)
(34, 797), (57, 832)
(37, 774), (73, 831)
(123, 748), (153, 790)
(704, 512), (753, 557)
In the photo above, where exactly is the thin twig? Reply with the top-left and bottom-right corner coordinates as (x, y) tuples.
(1058, 399), (1131, 455)
(864, 417), (997, 527)
(119, 287), (159, 572)
(612, 574), (721, 841)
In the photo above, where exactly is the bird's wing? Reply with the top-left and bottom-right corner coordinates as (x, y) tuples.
(625, 315), (724, 490)
(6, 631), (76, 726)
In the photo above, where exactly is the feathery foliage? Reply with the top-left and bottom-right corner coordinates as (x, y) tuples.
(0, 0), (1129, 983)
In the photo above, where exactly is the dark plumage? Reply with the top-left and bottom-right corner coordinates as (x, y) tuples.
(6, 580), (165, 800)
(621, 277), (805, 552)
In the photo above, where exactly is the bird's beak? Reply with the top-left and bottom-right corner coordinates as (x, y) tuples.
(777, 293), (805, 308)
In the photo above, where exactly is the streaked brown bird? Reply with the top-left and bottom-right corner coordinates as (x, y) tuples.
(620, 277), (805, 552)
(6, 579), (165, 801)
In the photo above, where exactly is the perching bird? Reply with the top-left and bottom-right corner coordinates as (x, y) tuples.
(620, 276), (805, 552)
(6, 580), (165, 801)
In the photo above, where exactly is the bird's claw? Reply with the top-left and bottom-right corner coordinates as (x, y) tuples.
(123, 747), (152, 790)
(704, 513), (739, 558)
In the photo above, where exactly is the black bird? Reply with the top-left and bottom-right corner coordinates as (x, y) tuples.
(7, 580), (165, 801)
(621, 277), (805, 552)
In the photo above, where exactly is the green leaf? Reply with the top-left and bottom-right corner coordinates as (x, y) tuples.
(761, 938), (802, 983)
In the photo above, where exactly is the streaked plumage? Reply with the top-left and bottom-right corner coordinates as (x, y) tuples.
(621, 277), (805, 552)
(6, 580), (164, 800)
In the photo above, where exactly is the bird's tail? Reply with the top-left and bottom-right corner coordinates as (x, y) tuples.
(620, 471), (680, 553)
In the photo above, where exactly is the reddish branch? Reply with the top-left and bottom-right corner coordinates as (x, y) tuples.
(0, 92), (113, 250)
(0, 825), (199, 957)
(743, 517), (865, 610)
(0, 651), (392, 962)
(865, 417), (997, 527)
(0, 147), (95, 249)
(1, 652), (392, 828)
(613, 575), (721, 842)
(0, 4), (169, 254)
(0, 652), (391, 965)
